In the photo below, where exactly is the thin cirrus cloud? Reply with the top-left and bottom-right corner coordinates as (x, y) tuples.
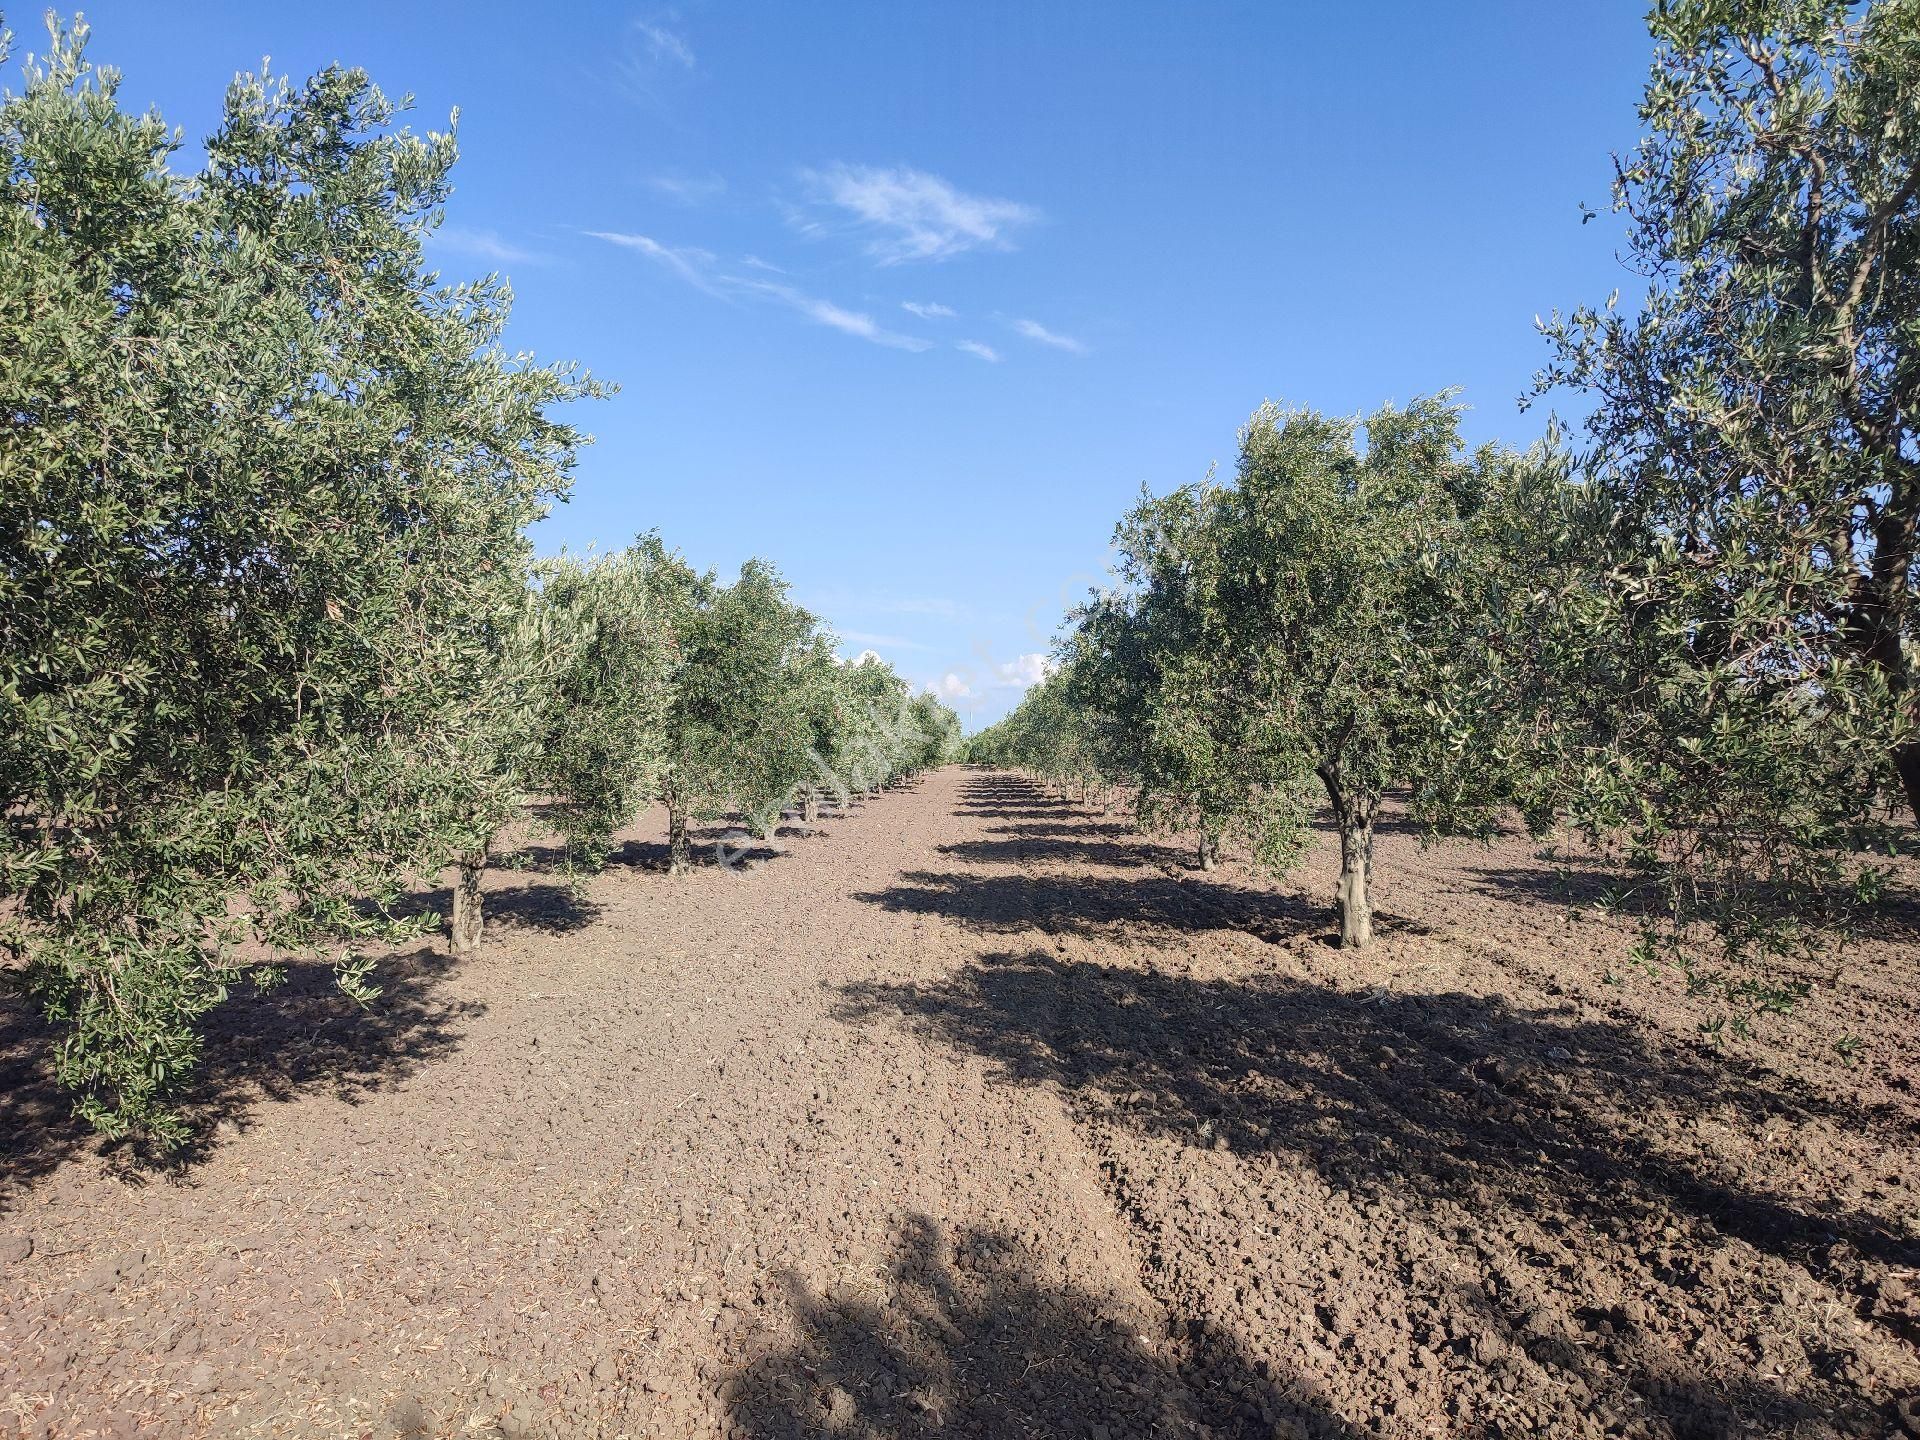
(587, 230), (723, 295)
(799, 164), (1039, 264)
(902, 301), (956, 320)
(429, 225), (547, 266)
(736, 278), (932, 352)
(1011, 318), (1089, 356)
(616, 14), (697, 106)
(646, 171), (726, 206)
(633, 17), (695, 68)
(956, 340), (1001, 363)
(588, 230), (929, 351)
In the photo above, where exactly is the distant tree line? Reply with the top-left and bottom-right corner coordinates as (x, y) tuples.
(0, 20), (960, 1143)
(970, 0), (1918, 1022)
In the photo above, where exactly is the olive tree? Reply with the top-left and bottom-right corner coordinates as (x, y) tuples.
(0, 21), (600, 1138)
(441, 541), (677, 955)
(1515, 0), (1919, 1010)
(968, 663), (1124, 812)
(1538, 0), (1918, 820)
(835, 654), (916, 798)
(903, 692), (964, 775)
(790, 644), (949, 821)
(1101, 397), (1518, 946)
(1072, 483), (1290, 870)
(653, 558), (817, 872)
(528, 544), (677, 863)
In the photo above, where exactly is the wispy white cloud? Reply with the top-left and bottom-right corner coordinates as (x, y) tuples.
(646, 171), (726, 206)
(799, 164), (1039, 264)
(740, 254), (786, 273)
(588, 230), (932, 351)
(587, 230), (724, 295)
(430, 226), (547, 266)
(956, 340), (1001, 363)
(902, 300), (957, 320)
(735, 278), (932, 351)
(1012, 318), (1088, 356)
(616, 13), (698, 106)
(633, 17), (695, 68)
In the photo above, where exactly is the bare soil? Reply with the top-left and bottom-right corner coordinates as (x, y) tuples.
(2, 768), (1916, 1439)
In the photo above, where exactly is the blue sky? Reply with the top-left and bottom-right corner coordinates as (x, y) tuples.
(32, 3), (1654, 728)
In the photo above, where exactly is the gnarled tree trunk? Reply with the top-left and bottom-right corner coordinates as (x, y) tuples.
(668, 806), (691, 875)
(1197, 831), (1220, 872)
(449, 845), (487, 957)
(1318, 763), (1376, 948)
(802, 788), (819, 824)
(1848, 483), (1920, 824)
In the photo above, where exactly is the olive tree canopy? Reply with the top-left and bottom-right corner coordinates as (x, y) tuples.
(0, 20), (601, 1139)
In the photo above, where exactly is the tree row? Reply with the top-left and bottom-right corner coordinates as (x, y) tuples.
(970, 0), (1919, 1023)
(0, 23), (959, 1143)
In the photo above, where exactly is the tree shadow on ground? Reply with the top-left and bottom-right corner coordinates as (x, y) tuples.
(834, 949), (1913, 1433)
(857, 867), (1332, 945)
(0, 946), (482, 1200)
(399, 880), (605, 936)
(934, 835), (1190, 870)
(722, 1214), (1365, 1440)
(1461, 859), (1644, 912)
(614, 829), (791, 873)
(982, 819), (1133, 838)
(1463, 859), (1920, 951)
(951, 778), (1081, 823)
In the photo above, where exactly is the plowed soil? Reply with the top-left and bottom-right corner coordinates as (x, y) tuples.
(3, 767), (1917, 1440)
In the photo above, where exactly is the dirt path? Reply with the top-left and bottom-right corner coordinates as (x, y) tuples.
(3, 769), (1916, 1439)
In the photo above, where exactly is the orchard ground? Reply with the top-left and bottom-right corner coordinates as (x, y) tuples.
(2, 768), (1916, 1440)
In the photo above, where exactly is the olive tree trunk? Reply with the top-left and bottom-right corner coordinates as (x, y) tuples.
(802, 789), (819, 825)
(449, 845), (487, 958)
(667, 806), (691, 875)
(1197, 831), (1220, 872)
(1849, 507), (1920, 825)
(1317, 764), (1376, 948)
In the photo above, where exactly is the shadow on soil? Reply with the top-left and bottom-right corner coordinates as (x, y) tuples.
(400, 880), (606, 935)
(614, 836), (788, 872)
(0, 946), (481, 1199)
(723, 1214), (1365, 1440)
(836, 948), (1914, 1277)
(835, 772), (1917, 1436)
(934, 835), (1190, 870)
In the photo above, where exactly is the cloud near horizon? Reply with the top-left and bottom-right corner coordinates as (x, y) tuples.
(993, 652), (1051, 688)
